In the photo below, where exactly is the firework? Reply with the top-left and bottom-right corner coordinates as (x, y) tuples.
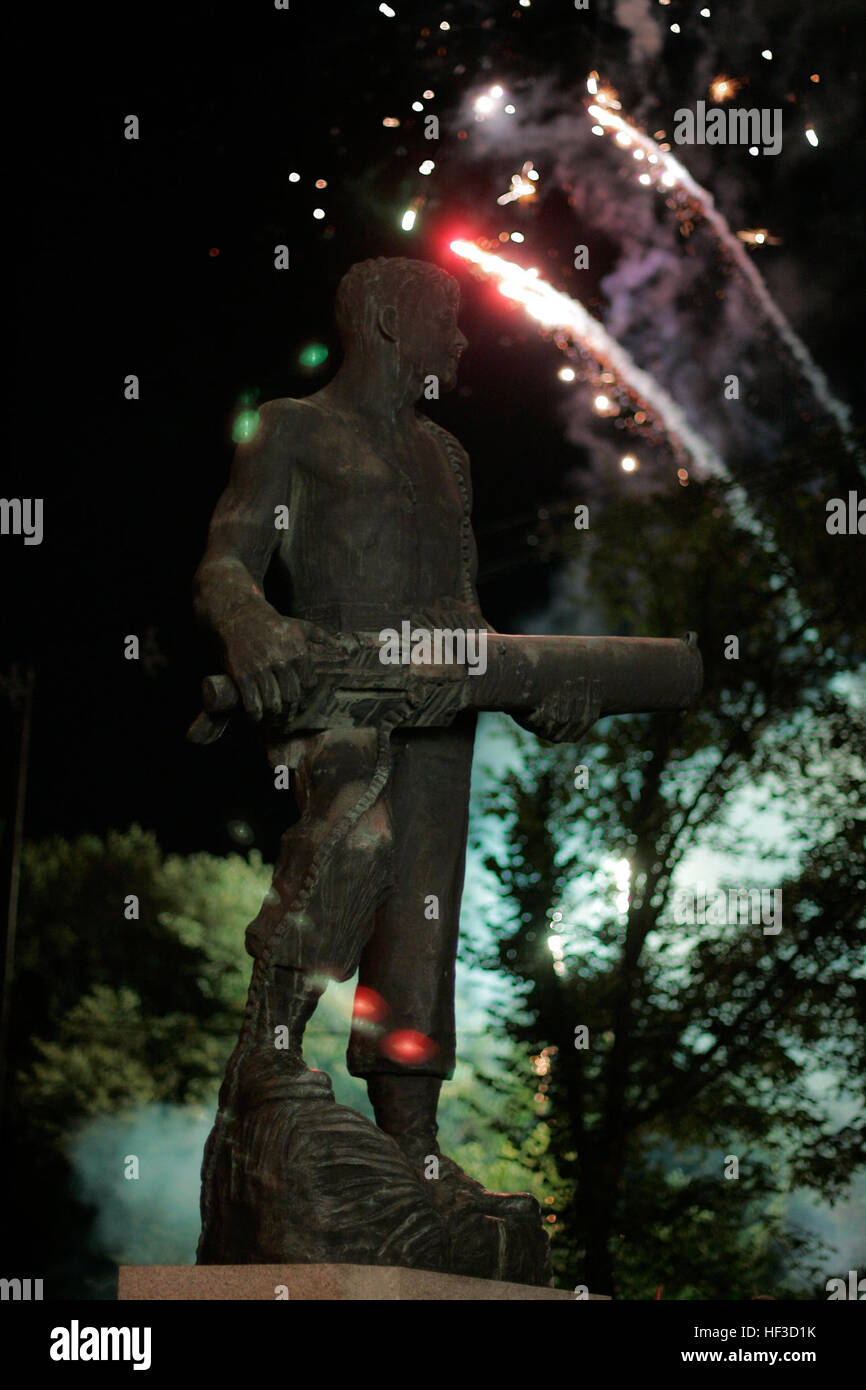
(449, 238), (726, 481)
(585, 81), (854, 445)
(736, 228), (782, 247)
(497, 161), (539, 206)
(709, 75), (740, 103)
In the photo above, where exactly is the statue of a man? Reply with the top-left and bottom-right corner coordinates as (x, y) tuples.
(194, 258), (597, 1229)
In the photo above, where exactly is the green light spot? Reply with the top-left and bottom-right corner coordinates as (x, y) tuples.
(299, 343), (329, 368)
(232, 409), (261, 444)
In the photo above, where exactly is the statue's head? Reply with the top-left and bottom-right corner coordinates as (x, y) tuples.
(335, 258), (467, 392)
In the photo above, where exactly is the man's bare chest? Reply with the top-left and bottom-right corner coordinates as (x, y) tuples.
(275, 411), (470, 600)
(299, 421), (464, 528)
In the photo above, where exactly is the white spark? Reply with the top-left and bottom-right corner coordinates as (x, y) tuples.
(583, 86), (854, 445)
(450, 239), (727, 480)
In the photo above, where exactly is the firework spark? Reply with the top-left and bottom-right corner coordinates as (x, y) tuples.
(585, 82), (854, 445)
(449, 238), (726, 481)
(737, 228), (782, 247)
(709, 75), (740, 103)
(497, 161), (539, 206)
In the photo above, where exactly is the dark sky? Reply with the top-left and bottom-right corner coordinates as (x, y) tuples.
(5, 0), (864, 862)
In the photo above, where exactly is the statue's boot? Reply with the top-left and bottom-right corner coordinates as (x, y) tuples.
(367, 1075), (539, 1218)
(234, 965), (333, 1107)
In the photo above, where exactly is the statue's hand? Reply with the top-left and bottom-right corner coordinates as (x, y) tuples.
(223, 605), (336, 722)
(515, 676), (603, 744)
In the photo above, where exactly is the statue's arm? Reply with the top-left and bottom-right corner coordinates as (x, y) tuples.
(194, 400), (287, 625)
(441, 430), (600, 744)
(422, 417), (498, 632)
(193, 399), (315, 721)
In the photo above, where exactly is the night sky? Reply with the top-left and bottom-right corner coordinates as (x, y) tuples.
(5, 0), (864, 865)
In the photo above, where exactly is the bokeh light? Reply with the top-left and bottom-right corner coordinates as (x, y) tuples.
(299, 343), (329, 369)
(231, 410), (260, 444)
(380, 1030), (439, 1065)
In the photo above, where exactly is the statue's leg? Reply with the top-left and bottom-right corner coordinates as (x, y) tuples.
(198, 724), (458, 1271)
(346, 712), (539, 1224)
(346, 711), (477, 1085)
(248, 727), (395, 974)
(233, 725), (396, 1099)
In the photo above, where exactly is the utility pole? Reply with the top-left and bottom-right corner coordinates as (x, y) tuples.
(0, 664), (35, 1126)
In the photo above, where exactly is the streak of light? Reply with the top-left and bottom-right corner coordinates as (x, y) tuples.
(449, 238), (726, 480)
(583, 86), (854, 444)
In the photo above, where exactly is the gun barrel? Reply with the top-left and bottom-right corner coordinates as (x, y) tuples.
(473, 633), (702, 717)
(187, 632), (702, 745)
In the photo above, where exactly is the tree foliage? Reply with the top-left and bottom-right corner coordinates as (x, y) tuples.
(474, 434), (866, 1297)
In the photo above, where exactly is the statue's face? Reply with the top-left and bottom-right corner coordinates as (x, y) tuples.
(397, 287), (468, 393)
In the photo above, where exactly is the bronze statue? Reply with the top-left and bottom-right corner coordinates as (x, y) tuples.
(191, 258), (701, 1283)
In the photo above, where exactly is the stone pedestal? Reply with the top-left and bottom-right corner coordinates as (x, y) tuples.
(118, 1263), (609, 1301)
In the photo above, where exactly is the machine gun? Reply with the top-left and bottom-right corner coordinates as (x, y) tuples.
(188, 629), (702, 746)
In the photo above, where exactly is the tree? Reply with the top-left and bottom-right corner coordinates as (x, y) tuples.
(2, 828), (270, 1293)
(473, 436), (866, 1297)
(2, 826), (538, 1291)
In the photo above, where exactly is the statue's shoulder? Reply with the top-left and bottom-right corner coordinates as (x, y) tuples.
(417, 412), (470, 463)
(258, 395), (315, 423)
(256, 395), (326, 446)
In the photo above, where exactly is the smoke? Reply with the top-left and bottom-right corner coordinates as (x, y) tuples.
(62, 1071), (863, 1288)
(451, 54), (851, 504)
(786, 1173), (866, 1281)
(66, 1103), (211, 1268)
(614, 0), (663, 64)
(452, 238), (728, 482)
